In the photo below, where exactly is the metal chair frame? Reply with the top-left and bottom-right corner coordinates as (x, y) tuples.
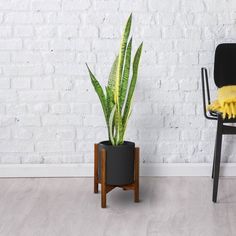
(201, 67), (236, 202)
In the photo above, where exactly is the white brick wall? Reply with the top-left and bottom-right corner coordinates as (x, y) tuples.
(0, 0), (235, 165)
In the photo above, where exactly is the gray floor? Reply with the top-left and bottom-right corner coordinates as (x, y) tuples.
(0, 177), (236, 236)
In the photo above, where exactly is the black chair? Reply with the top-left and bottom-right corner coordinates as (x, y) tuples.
(201, 43), (236, 203)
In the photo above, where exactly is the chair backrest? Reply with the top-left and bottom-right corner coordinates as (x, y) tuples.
(214, 43), (236, 88)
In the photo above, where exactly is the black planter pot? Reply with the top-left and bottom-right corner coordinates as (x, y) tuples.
(98, 141), (135, 186)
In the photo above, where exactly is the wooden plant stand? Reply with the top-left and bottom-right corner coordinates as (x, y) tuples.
(94, 144), (140, 208)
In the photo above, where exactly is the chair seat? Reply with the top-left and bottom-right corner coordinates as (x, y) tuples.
(208, 110), (236, 122)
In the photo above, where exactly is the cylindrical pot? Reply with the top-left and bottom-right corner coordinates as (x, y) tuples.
(98, 141), (135, 186)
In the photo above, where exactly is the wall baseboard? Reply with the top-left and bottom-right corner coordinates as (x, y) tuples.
(0, 163), (236, 177)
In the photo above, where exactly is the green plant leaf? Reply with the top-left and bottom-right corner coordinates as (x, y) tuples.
(108, 105), (116, 145)
(114, 105), (123, 145)
(120, 37), (132, 110)
(106, 86), (114, 114)
(86, 63), (108, 124)
(108, 56), (119, 92)
(121, 105), (132, 141)
(122, 42), (143, 134)
(105, 86), (115, 141)
(115, 13), (132, 107)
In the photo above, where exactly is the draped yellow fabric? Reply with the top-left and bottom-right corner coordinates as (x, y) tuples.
(208, 85), (236, 119)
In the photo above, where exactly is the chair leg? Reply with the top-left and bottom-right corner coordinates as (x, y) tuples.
(212, 117), (223, 203)
(211, 135), (217, 179)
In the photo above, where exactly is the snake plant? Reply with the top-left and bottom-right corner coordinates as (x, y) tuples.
(86, 14), (143, 146)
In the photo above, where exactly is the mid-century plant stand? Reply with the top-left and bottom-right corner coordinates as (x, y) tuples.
(94, 144), (140, 208)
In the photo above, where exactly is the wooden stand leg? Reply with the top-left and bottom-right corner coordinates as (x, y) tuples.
(134, 147), (140, 202)
(94, 144), (98, 193)
(101, 148), (107, 208)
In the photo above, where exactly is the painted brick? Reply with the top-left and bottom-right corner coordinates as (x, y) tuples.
(19, 91), (58, 102)
(36, 141), (75, 152)
(0, 155), (21, 164)
(71, 103), (91, 114)
(35, 26), (57, 38)
(0, 78), (10, 89)
(0, 141), (34, 152)
(3, 65), (43, 76)
(148, 0), (180, 12)
(24, 39), (49, 50)
(42, 115), (82, 126)
(11, 77), (31, 89)
(0, 27), (12, 38)
(50, 103), (71, 114)
(0, 128), (11, 140)
(14, 26), (34, 37)
(6, 104), (27, 115)
(32, 0), (61, 11)
(0, 91), (18, 102)
(34, 127), (75, 140)
(0, 39), (22, 50)
(15, 115), (41, 126)
(63, 0), (91, 10)
(47, 12), (81, 24)
(27, 103), (49, 114)
(31, 77), (53, 90)
(12, 52), (42, 63)
(5, 13), (44, 24)
(94, 1), (119, 11)
(12, 128), (33, 140)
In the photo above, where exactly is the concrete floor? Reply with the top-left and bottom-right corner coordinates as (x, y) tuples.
(0, 177), (235, 236)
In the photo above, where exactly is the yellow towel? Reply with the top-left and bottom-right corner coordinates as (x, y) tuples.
(208, 85), (236, 119)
